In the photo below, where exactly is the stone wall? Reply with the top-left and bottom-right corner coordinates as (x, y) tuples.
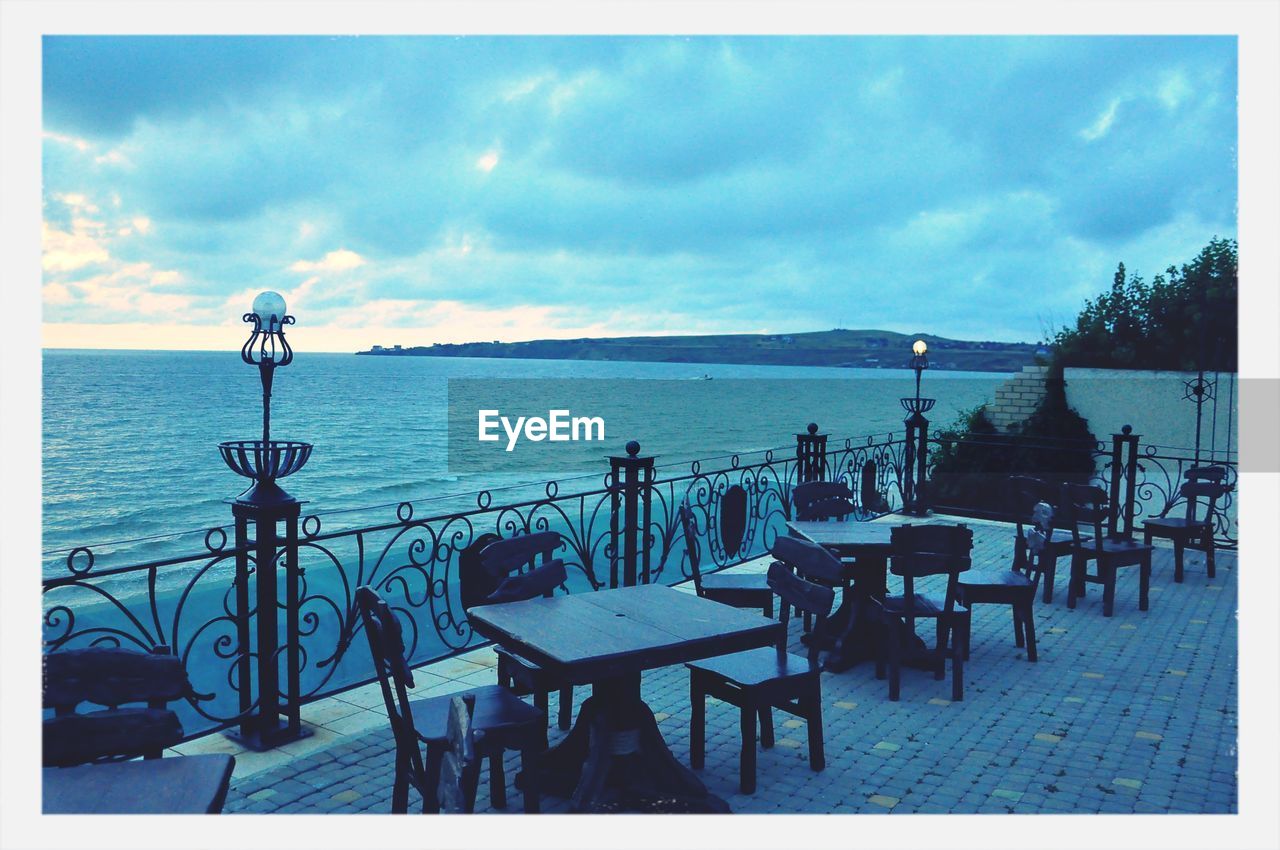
(1062, 368), (1238, 454)
(985, 365), (1049, 432)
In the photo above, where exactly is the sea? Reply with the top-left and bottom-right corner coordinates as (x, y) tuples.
(42, 350), (1007, 576)
(41, 349), (1010, 727)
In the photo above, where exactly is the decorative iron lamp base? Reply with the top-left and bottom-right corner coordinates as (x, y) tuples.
(219, 438), (313, 750)
(901, 398), (934, 517)
(900, 397), (936, 415)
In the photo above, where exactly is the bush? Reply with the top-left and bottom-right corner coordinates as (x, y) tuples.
(927, 383), (1097, 516)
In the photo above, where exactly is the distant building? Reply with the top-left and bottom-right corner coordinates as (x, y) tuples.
(371, 345), (384, 352)
(393, 344), (403, 351)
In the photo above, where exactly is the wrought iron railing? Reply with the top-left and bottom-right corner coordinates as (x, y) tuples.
(925, 430), (1237, 548)
(41, 430), (907, 742)
(1130, 444), (1238, 548)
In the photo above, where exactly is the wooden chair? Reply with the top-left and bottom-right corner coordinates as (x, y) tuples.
(42, 645), (235, 813)
(1142, 466), (1230, 583)
(792, 480), (859, 522)
(687, 549), (838, 794)
(789, 481), (860, 630)
(957, 507), (1050, 662)
(678, 504), (773, 616)
(1063, 484), (1154, 617)
(1006, 475), (1079, 603)
(872, 524), (973, 701)
(355, 586), (544, 813)
(478, 532), (576, 731)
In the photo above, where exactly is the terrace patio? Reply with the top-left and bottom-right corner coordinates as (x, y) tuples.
(204, 515), (1237, 815)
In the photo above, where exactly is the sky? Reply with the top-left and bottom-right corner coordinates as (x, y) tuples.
(40, 35), (1238, 351)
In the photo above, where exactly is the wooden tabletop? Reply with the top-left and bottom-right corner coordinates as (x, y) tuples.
(43, 754), (235, 814)
(787, 520), (896, 550)
(468, 584), (782, 686)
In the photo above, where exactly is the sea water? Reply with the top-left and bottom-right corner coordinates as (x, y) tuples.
(42, 349), (1006, 730)
(43, 349), (1006, 571)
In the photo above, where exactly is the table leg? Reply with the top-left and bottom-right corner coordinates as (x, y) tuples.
(819, 556), (932, 674)
(820, 557), (888, 673)
(517, 674), (729, 813)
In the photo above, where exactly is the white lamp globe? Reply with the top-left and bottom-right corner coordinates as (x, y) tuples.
(912, 339), (928, 357)
(252, 291), (287, 331)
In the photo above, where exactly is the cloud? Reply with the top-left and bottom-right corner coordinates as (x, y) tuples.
(289, 249), (366, 274)
(41, 36), (1237, 347)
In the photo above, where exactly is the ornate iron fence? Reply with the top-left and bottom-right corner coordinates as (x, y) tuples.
(925, 429), (1237, 548)
(41, 430), (907, 742)
(1129, 444), (1238, 548)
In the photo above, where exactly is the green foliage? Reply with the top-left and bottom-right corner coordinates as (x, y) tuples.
(1049, 237), (1237, 372)
(928, 383), (1097, 515)
(927, 237), (1235, 516)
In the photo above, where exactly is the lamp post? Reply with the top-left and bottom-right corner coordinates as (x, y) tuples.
(219, 291), (312, 749)
(901, 339), (934, 516)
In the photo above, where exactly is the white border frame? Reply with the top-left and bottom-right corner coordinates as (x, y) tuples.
(3, 3), (1276, 848)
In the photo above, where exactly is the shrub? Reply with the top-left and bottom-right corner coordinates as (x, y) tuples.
(927, 382), (1097, 516)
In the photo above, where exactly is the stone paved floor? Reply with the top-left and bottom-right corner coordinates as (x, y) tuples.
(221, 515), (1238, 815)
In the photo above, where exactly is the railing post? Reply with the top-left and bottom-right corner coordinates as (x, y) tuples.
(795, 422), (828, 483)
(610, 440), (655, 588)
(230, 498), (305, 749)
(903, 411), (930, 516)
(1109, 425), (1140, 537)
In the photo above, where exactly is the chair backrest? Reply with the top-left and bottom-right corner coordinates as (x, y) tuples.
(1007, 475), (1053, 518)
(437, 694), (481, 814)
(468, 531), (566, 606)
(1171, 472), (1231, 525)
(889, 524), (973, 618)
(770, 534), (845, 586)
(482, 559), (569, 605)
(792, 481), (858, 522)
(1011, 502), (1055, 587)
(355, 586), (425, 775)
(459, 532), (503, 611)
(1185, 465), (1227, 484)
(1060, 483), (1112, 548)
(1007, 475), (1054, 570)
(480, 531), (564, 579)
(43, 645), (190, 766)
(766, 561), (835, 670)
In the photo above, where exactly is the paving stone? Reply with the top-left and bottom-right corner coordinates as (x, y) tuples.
(213, 522), (1236, 815)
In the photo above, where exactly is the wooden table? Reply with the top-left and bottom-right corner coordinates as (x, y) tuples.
(787, 520), (927, 673)
(468, 584), (781, 812)
(42, 755), (236, 814)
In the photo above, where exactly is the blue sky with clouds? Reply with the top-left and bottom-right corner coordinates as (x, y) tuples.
(41, 36), (1237, 350)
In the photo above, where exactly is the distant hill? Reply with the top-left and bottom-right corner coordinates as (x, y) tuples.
(356, 328), (1043, 373)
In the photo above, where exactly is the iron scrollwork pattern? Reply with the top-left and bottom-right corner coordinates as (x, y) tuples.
(42, 528), (255, 736)
(41, 432), (911, 741)
(1127, 447), (1238, 548)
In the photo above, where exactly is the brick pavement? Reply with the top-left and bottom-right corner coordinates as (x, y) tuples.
(223, 516), (1237, 815)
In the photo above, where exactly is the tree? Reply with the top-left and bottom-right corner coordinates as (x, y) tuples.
(928, 383), (1097, 516)
(1050, 237), (1237, 372)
